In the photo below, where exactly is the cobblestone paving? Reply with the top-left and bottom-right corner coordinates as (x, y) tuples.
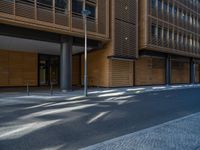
(81, 113), (200, 150)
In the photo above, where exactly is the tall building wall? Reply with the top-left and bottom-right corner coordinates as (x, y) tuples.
(81, 43), (112, 87)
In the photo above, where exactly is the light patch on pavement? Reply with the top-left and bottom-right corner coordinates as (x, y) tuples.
(0, 119), (61, 140)
(67, 96), (85, 100)
(87, 111), (110, 124)
(126, 88), (145, 92)
(46, 100), (89, 107)
(41, 144), (65, 150)
(104, 96), (135, 105)
(81, 112), (200, 150)
(152, 86), (166, 90)
(24, 102), (54, 109)
(16, 95), (66, 99)
(89, 90), (117, 94)
(20, 104), (98, 119)
(98, 92), (125, 98)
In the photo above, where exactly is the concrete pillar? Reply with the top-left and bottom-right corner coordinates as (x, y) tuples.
(60, 37), (73, 92)
(190, 58), (195, 84)
(165, 55), (171, 85)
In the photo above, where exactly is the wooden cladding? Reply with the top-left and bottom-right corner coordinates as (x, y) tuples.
(109, 59), (133, 87)
(72, 55), (81, 86)
(171, 60), (190, 84)
(113, 0), (138, 58)
(98, 0), (107, 35)
(114, 20), (137, 58)
(0, 0), (109, 40)
(135, 57), (165, 85)
(0, 50), (38, 87)
(115, 0), (137, 25)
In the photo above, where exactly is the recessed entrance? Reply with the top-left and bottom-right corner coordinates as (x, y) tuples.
(39, 54), (60, 86)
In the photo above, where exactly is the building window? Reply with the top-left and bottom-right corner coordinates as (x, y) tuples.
(152, 0), (156, 9)
(86, 3), (96, 19)
(174, 6), (177, 18)
(72, 0), (96, 20)
(158, 0), (162, 13)
(163, 1), (168, 13)
(55, 0), (67, 11)
(151, 24), (157, 36)
(72, 0), (83, 16)
(37, 0), (52, 8)
(16, 0), (34, 5)
(158, 26), (162, 39)
(169, 3), (173, 16)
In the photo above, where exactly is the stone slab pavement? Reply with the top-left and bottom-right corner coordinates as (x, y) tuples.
(81, 112), (200, 150)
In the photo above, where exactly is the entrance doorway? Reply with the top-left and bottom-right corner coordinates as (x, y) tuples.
(39, 54), (60, 86)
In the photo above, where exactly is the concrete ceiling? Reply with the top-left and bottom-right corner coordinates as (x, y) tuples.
(0, 35), (91, 55)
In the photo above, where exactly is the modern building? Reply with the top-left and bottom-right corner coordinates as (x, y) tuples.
(0, 0), (199, 91)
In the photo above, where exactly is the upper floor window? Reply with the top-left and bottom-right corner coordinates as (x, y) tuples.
(174, 6), (177, 17)
(16, 0), (34, 5)
(152, 0), (156, 9)
(158, 0), (162, 13)
(55, 0), (67, 11)
(72, 0), (83, 15)
(86, 3), (96, 19)
(37, 0), (52, 8)
(169, 3), (173, 16)
(72, 0), (96, 20)
(151, 24), (157, 38)
(158, 26), (162, 39)
(163, 1), (168, 13)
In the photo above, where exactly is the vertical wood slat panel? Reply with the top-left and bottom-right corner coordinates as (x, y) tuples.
(135, 57), (165, 86)
(0, 50), (38, 87)
(115, 0), (137, 25)
(0, 51), (9, 86)
(171, 60), (190, 84)
(72, 55), (81, 86)
(110, 59), (133, 87)
(114, 0), (138, 58)
(98, 0), (107, 34)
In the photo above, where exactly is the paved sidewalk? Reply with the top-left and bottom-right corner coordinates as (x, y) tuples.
(81, 112), (200, 150)
(0, 84), (199, 101)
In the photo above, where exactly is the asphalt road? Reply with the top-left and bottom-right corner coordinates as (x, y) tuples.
(0, 88), (200, 150)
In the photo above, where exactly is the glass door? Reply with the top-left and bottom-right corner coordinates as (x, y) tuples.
(39, 54), (59, 86)
(49, 57), (59, 85)
(39, 60), (49, 86)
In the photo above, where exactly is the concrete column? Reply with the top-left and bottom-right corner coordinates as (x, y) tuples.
(60, 37), (73, 92)
(165, 55), (171, 85)
(190, 58), (195, 84)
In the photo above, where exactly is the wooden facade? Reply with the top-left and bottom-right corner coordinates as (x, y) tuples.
(1, 0), (200, 88)
(135, 57), (165, 85)
(0, 50), (38, 86)
(0, 0), (110, 42)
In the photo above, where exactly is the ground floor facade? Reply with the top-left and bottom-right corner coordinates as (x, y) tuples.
(0, 47), (200, 89)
